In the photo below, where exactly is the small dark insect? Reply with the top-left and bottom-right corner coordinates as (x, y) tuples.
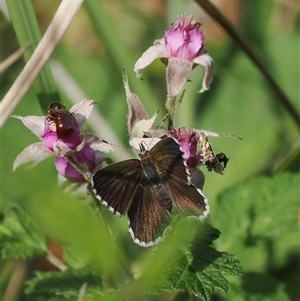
(46, 102), (77, 139)
(204, 152), (229, 174)
(216, 152), (229, 169)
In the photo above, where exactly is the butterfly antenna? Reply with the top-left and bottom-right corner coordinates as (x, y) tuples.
(162, 113), (169, 124)
(147, 113), (169, 150)
(153, 113), (169, 133)
(102, 139), (131, 152)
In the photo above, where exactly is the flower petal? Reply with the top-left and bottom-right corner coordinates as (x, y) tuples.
(84, 133), (114, 153)
(73, 144), (96, 172)
(70, 99), (94, 129)
(13, 142), (52, 171)
(53, 140), (72, 156)
(124, 76), (150, 137)
(55, 156), (86, 183)
(131, 110), (159, 139)
(42, 122), (59, 151)
(192, 51), (214, 93)
(164, 15), (204, 61)
(166, 58), (193, 97)
(134, 40), (169, 78)
(12, 115), (45, 138)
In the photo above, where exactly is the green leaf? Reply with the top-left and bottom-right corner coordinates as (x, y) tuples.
(159, 248), (243, 300)
(0, 206), (47, 259)
(63, 244), (91, 269)
(25, 268), (102, 299)
(225, 272), (291, 301)
(93, 290), (122, 301)
(212, 173), (299, 253)
(141, 220), (243, 301)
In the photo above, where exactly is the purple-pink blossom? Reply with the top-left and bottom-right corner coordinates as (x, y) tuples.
(42, 121), (80, 152)
(55, 145), (96, 182)
(166, 127), (200, 168)
(13, 100), (113, 183)
(164, 15), (204, 61)
(134, 14), (213, 97)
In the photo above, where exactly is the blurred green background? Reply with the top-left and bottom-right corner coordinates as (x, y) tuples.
(1, 0), (299, 300)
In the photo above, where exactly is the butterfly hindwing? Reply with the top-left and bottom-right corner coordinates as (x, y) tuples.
(166, 179), (209, 219)
(150, 138), (209, 217)
(149, 137), (191, 183)
(128, 183), (172, 247)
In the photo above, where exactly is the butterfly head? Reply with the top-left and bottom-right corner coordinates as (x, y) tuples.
(138, 140), (151, 159)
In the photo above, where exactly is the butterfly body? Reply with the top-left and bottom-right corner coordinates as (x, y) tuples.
(92, 138), (209, 247)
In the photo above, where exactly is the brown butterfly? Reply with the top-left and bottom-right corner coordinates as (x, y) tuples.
(91, 137), (209, 247)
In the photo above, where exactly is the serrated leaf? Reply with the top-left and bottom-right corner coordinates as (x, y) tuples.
(160, 248), (243, 301)
(0, 206), (48, 259)
(25, 268), (102, 299)
(141, 219), (243, 301)
(211, 172), (299, 258)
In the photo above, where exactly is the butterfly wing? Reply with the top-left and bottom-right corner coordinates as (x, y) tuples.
(150, 138), (209, 219)
(149, 138), (190, 182)
(92, 156), (172, 246)
(166, 180), (209, 219)
(92, 159), (141, 216)
(128, 183), (172, 247)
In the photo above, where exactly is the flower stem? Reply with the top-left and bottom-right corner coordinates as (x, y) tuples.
(166, 95), (177, 129)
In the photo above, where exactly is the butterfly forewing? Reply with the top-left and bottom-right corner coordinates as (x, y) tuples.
(149, 138), (190, 183)
(92, 160), (141, 215)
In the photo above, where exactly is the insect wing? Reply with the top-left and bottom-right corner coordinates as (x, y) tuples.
(92, 159), (141, 216)
(128, 183), (172, 247)
(149, 138), (189, 183)
(166, 180), (209, 219)
(150, 138), (209, 219)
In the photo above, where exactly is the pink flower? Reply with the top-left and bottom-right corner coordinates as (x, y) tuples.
(55, 145), (97, 183)
(134, 14), (213, 97)
(13, 100), (112, 183)
(165, 127), (204, 188)
(165, 15), (204, 61)
(166, 127), (200, 168)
